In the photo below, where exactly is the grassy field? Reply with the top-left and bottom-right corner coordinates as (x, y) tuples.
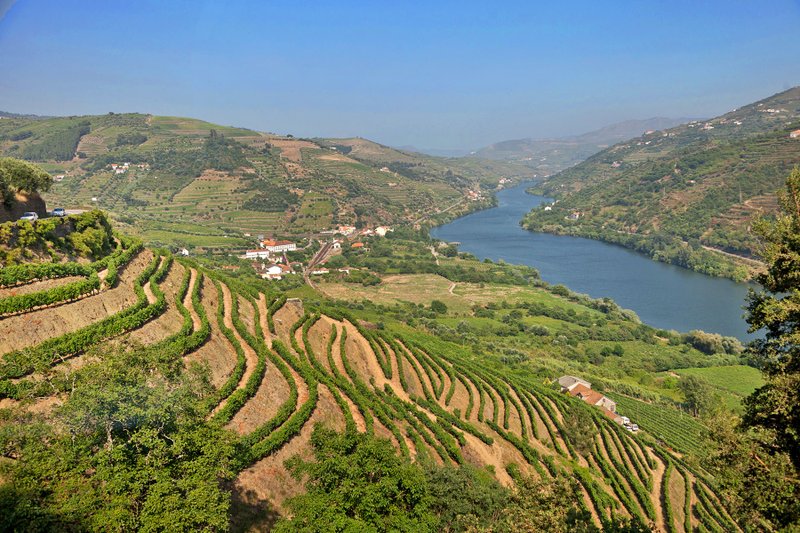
(675, 365), (763, 397)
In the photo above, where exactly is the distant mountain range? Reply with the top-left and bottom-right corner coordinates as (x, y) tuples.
(472, 117), (697, 175)
(523, 86), (800, 280)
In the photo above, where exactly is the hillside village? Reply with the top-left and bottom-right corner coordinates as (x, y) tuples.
(240, 224), (394, 280)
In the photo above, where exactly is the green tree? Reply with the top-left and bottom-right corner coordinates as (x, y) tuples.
(0, 157), (52, 205)
(678, 375), (720, 417)
(744, 167), (800, 468)
(424, 463), (509, 531)
(275, 425), (436, 532)
(0, 348), (234, 531)
(430, 300), (448, 314)
(488, 472), (598, 533)
(710, 167), (800, 530)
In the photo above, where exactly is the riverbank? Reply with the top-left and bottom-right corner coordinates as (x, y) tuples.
(521, 189), (761, 283)
(431, 181), (755, 340)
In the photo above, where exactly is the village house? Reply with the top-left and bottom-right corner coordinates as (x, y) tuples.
(558, 375), (592, 392)
(557, 375), (621, 422)
(260, 239), (297, 253)
(790, 129), (800, 139)
(337, 225), (356, 236)
(259, 263), (292, 280)
(375, 226), (391, 237)
(351, 242), (365, 249)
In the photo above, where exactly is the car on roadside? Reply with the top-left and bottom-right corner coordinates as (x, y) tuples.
(52, 207), (66, 217)
(19, 212), (38, 222)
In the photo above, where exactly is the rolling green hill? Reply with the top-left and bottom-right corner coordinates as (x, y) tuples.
(0, 211), (752, 531)
(523, 87), (800, 280)
(0, 112), (534, 250)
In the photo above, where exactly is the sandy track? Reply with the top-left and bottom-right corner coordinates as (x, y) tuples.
(238, 295), (256, 337)
(141, 255), (163, 305)
(227, 347), (291, 436)
(344, 320), (410, 402)
(668, 468), (687, 533)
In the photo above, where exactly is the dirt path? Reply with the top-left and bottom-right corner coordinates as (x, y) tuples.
(395, 340), (440, 400)
(184, 268), (202, 331)
(448, 282), (456, 295)
(210, 283), (259, 416)
(342, 391), (367, 433)
(669, 468), (687, 533)
(347, 327), (409, 401)
(648, 447), (667, 532)
(429, 246), (440, 266)
(328, 321), (351, 382)
(579, 483), (605, 529)
(700, 244), (765, 268)
(142, 257), (161, 305)
(257, 293), (272, 345)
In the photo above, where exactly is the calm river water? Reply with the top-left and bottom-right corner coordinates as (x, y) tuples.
(431, 182), (756, 340)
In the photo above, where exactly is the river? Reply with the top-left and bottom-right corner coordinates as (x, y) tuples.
(431, 181), (756, 340)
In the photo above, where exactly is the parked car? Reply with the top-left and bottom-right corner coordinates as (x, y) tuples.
(19, 212), (38, 222)
(52, 207), (66, 217)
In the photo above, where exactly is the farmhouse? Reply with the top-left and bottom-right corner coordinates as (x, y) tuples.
(558, 375), (591, 392)
(790, 129), (800, 139)
(260, 239), (296, 253)
(557, 375), (617, 415)
(569, 384), (617, 413)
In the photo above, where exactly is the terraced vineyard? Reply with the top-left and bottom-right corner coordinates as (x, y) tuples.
(0, 241), (740, 531)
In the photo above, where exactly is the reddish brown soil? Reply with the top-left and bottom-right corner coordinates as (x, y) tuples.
(232, 383), (347, 515)
(0, 250), (152, 354)
(117, 262), (186, 347)
(184, 275), (236, 388)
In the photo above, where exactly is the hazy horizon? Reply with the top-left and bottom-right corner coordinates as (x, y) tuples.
(1, 0), (798, 150)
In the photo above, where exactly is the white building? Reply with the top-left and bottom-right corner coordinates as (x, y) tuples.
(245, 249), (271, 260)
(260, 239), (296, 253)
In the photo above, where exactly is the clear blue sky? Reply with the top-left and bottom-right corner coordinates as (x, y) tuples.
(1, 0), (798, 149)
